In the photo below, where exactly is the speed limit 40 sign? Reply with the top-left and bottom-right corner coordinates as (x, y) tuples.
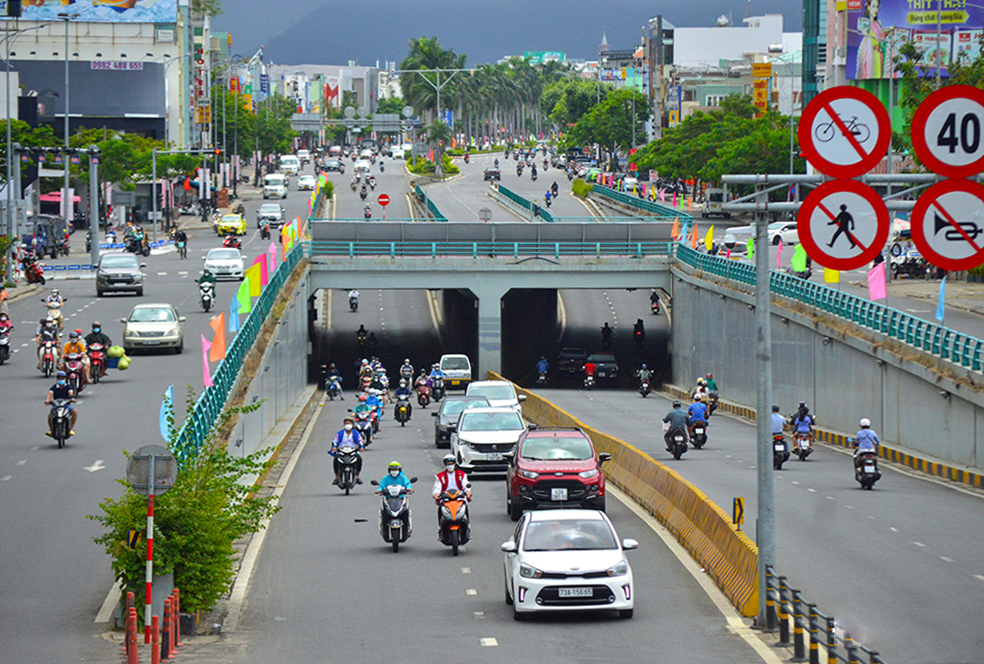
(911, 85), (984, 179)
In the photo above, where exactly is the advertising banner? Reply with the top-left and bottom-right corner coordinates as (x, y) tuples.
(0, 0), (177, 23)
(847, 0), (984, 79)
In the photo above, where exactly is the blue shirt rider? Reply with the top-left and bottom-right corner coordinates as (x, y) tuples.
(687, 396), (709, 424)
(365, 391), (383, 412)
(429, 365), (445, 381)
(378, 461), (413, 492)
(535, 357), (549, 374)
(771, 406), (786, 435)
(853, 418), (880, 469)
(329, 417), (364, 485)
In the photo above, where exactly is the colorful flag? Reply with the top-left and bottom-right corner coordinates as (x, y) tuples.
(824, 267), (840, 283)
(245, 263), (262, 297)
(691, 223), (698, 249)
(672, 191), (677, 208)
(671, 217), (680, 240)
(746, 238), (754, 260)
(208, 313), (227, 361)
(867, 262), (887, 301)
(268, 241), (277, 274)
(253, 254), (269, 286)
(229, 297), (240, 332)
(936, 276), (946, 323)
(159, 385), (173, 443)
(726, 249), (732, 259)
(201, 335), (214, 387)
(791, 244), (808, 272)
(704, 225), (714, 251)
(776, 238), (784, 268)
(687, 197), (692, 213)
(237, 279), (251, 314)
(659, 189), (666, 203)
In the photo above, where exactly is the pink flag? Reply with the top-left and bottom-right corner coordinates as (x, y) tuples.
(253, 254), (268, 286)
(201, 335), (214, 387)
(659, 189), (666, 203)
(867, 262), (887, 301)
(776, 238), (784, 268)
(726, 249), (732, 259)
(268, 241), (277, 274)
(672, 191), (677, 208)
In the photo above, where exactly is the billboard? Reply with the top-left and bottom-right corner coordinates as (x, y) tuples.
(524, 51), (566, 65)
(847, 0), (984, 79)
(0, 0), (177, 23)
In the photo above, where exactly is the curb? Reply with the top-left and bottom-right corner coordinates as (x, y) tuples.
(663, 383), (984, 490)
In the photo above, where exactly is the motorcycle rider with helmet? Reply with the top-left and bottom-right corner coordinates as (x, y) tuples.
(636, 363), (653, 385)
(535, 356), (549, 375)
(687, 394), (709, 438)
(789, 402), (815, 453)
(45, 370), (77, 436)
(61, 331), (91, 384)
(705, 373), (718, 392)
(379, 460), (413, 493)
(84, 321), (111, 349)
(662, 400), (689, 451)
(432, 454), (472, 540)
(329, 417), (365, 486)
(0, 311), (12, 336)
(36, 317), (61, 369)
(393, 379), (413, 418)
(400, 358), (414, 382)
(771, 404), (788, 455)
(853, 418), (880, 471)
(325, 363), (344, 400)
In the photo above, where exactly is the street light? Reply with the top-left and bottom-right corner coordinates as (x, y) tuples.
(58, 12), (78, 228)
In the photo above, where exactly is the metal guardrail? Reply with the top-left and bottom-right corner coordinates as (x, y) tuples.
(676, 245), (984, 372)
(171, 242), (305, 463)
(413, 184), (448, 222)
(308, 240), (674, 259)
(496, 183), (554, 222)
(591, 184), (691, 222)
(765, 566), (886, 664)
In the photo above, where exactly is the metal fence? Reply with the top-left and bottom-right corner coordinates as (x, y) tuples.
(171, 242), (305, 463)
(496, 183), (555, 222)
(308, 240), (674, 259)
(591, 184), (689, 222)
(765, 566), (887, 664)
(676, 245), (984, 372)
(413, 184), (449, 222)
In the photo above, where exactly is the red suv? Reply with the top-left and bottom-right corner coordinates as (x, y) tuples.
(505, 427), (611, 521)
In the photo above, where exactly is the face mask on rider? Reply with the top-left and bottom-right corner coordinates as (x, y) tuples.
(93, 327), (100, 333)
(344, 423), (353, 432)
(445, 464), (455, 473)
(389, 469), (400, 477)
(57, 379), (66, 386)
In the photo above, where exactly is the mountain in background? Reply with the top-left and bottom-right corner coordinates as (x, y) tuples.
(214, 0), (802, 66)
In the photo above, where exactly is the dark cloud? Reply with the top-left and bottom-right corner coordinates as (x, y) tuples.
(214, 0), (802, 65)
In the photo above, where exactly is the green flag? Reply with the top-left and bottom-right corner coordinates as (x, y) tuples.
(746, 238), (754, 260)
(237, 279), (251, 314)
(791, 244), (808, 272)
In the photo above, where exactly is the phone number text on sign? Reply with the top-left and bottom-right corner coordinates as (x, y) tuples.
(91, 61), (144, 71)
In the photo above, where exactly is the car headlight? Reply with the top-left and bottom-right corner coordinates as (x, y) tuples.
(164, 327), (180, 338)
(125, 329), (139, 338)
(457, 437), (473, 448)
(607, 560), (629, 577)
(579, 469), (599, 479)
(519, 564), (543, 579)
(518, 469), (539, 480)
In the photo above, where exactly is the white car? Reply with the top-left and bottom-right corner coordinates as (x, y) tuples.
(450, 406), (526, 473)
(502, 509), (637, 620)
(354, 159), (372, 174)
(203, 247), (244, 281)
(359, 148), (374, 160)
(466, 380), (526, 412)
(297, 174), (316, 191)
(440, 354), (472, 391)
(120, 303), (186, 354)
(296, 149), (311, 164)
(768, 221), (799, 246)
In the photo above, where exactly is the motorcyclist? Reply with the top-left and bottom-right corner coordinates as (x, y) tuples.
(197, 268), (217, 288)
(377, 461), (413, 499)
(84, 321), (111, 349)
(45, 288), (64, 309)
(36, 317), (61, 368)
(329, 417), (364, 485)
(0, 312), (12, 336)
(400, 358), (414, 382)
(366, 332), (378, 355)
(393, 379), (413, 417)
(414, 369), (432, 396)
(535, 356), (549, 375)
(365, 388), (384, 417)
(348, 289), (359, 308)
(544, 190), (552, 207)
(636, 363), (652, 385)
(633, 319), (645, 344)
(429, 363), (445, 382)
(353, 393), (374, 416)
(325, 363), (344, 400)
(584, 359), (597, 381)
(789, 402), (815, 452)
(356, 325), (368, 348)
(662, 400), (689, 451)
(687, 394), (709, 437)
(551, 181), (559, 197)
(432, 453), (472, 539)
(650, 289), (660, 310)
(601, 322), (613, 349)
(853, 418), (880, 470)
(692, 378), (710, 402)
(61, 330), (91, 384)
(770, 404), (788, 455)
(494, 158), (500, 168)
(705, 373), (718, 392)
(45, 370), (77, 436)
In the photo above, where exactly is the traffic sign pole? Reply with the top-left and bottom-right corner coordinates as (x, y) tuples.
(377, 193), (390, 221)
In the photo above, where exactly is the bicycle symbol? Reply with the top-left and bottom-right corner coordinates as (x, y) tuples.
(814, 116), (871, 144)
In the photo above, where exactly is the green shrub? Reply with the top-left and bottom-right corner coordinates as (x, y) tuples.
(407, 156), (435, 175)
(968, 265), (984, 277)
(572, 178), (593, 199)
(442, 153), (459, 175)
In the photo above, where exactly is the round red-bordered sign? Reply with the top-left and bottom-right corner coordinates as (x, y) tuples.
(910, 179), (984, 272)
(798, 87), (891, 179)
(797, 179), (889, 271)
(377, 193), (390, 207)
(911, 85), (984, 179)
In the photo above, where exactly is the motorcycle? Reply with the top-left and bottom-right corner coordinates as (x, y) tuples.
(536, 371), (548, 387)
(200, 281), (215, 313)
(531, 172), (538, 182)
(793, 431), (813, 461)
(350, 180), (358, 192)
(126, 236), (150, 257)
(260, 224), (271, 240)
(651, 301), (660, 315)
(584, 374), (595, 391)
(691, 422), (707, 449)
(707, 391), (719, 416)
(638, 378), (650, 397)
(363, 205), (372, 220)
(44, 298), (66, 331)
(39, 340), (57, 377)
(352, 410), (373, 446)
(48, 399), (74, 448)
(63, 352), (87, 395)
(854, 450), (881, 490)
(360, 189), (368, 201)
(368, 178), (376, 191)
(633, 329), (645, 346)
(394, 394), (411, 426)
(370, 478), (418, 552)
(349, 295), (359, 312)
(438, 489), (471, 556)
(545, 196), (552, 208)
(176, 238), (188, 259)
(431, 376), (445, 401)
(379, 162), (385, 172)
(22, 254), (46, 284)
(416, 383), (431, 408)
(87, 343), (107, 383)
(667, 428), (688, 460)
(222, 235), (242, 250)
(773, 434), (790, 470)
(325, 376), (342, 401)
(335, 444), (362, 495)
(567, 170), (574, 182)
(516, 166), (523, 177)
(463, 153), (470, 164)
(0, 326), (10, 364)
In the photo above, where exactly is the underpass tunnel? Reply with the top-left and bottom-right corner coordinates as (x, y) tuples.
(500, 289), (560, 382)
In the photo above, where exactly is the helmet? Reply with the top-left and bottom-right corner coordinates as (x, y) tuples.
(74, 329), (83, 336)
(358, 394), (367, 402)
(772, 405), (780, 412)
(362, 359), (369, 365)
(860, 418), (871, 428)
(641, 363), (647, 369)
(799, 401), (807, 409)
(69, 331), (79, 339)
(56, 370), (67, 378)
(343, 416), (354, 424)
(92, 321), (101, 329)
(51, 288), (59, 295)
(44, 317), (54, 325)
(388, 461), (402, 470)
(672, 400), (682, 408)
(442, 454), (455, 465)
(698, 378), (707, 386)
(706, 373), (713, 379)
(694, 393), (702, 401)
(399, 380), (407, 388)
(404, 359), (410, 364)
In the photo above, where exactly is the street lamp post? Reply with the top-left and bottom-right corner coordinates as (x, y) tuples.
(58, 12), (78, 229)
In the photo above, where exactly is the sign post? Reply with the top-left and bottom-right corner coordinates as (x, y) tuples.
(377, 193), (390, 221)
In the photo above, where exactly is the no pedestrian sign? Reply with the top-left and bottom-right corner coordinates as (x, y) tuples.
(911, 179), (984, 272)
(797, 180), (889, 271)
(799, 87), (891, 179)
(911, 85), (984, 179)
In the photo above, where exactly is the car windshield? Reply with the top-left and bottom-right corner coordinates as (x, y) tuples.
(130, 307), (176, 323)
(468, 384), (515, 400)
(560, 349), (585, 359)
(221, 215), (240, 223)
(441, 357), (469, 370)
(520, 437), (594, 461)
(587, 354), (615, 363)
(208, 249), (240, 260)
(442, 399), (486, 416)
(100, 256), (138, 269)
(768, 222), (787, 231)
(459, 411), (523, 432)
(259, 205), (280, 213)
(523, 519), (618, 552)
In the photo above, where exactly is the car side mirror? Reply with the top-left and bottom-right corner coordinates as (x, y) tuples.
(369, 479), (379, 486)
(119, 318), (126, 324)
(431, 412), (439, 417)
(501, 541), (518, 553)
(527, 423), (537, 430)
(518, 394), (527, 402)
(140, 263), (147, 268)
(409, 477), (418, 483)
(622, 538), (639, 551)
(599, 453), (612, 464)
(178, 317), (187, 323)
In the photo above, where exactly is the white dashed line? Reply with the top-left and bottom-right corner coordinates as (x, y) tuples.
(480, 638), (498, 647)
(826, 496), (835, 500)
(1, 476), (11, 481)
(941, 557), (953, 563)
(974, 574), (984, 582)
(807, 488), (817, 493)
(16, 460), (26, 466)
(890, 527), (898, 532)
(791, 480), (800, 485)
(20, 343), (29, 347)
(473, 611), (485, 619)
(461, 567), (471, 574)
(157, 272), (167, 276)
(844, 505), (855, 509)
(465, 589), (477, 596)
(912, 542), (926, 548)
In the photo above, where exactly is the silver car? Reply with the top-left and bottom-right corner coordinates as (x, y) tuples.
(96, 252), (146, 297)
(256, 203), (285, 228)
(120, 304), (185, 354)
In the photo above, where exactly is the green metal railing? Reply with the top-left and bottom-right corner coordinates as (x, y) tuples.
(308, 240), (673, 259)
(676, 245), (984, 372)
(496, 183), (555, 222)
(414, 184), (449, 222)
(171, 242), (305, 463)
(591, 184), (690, 222)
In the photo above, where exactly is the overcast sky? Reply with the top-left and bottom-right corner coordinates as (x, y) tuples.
(214, 0), (803, 66)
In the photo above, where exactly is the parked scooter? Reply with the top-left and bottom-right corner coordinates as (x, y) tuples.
(370, 477), (418, 552)
(200, 281), (215, 313)
(854, 449), (881, 490)
(47, 399), (74, 449)
(773, 434), (790, 470)
(87, 343), (107, 383)
(438, 488), (471, 556)
(335, 444), (362, 495)
(394, 394), (411, 426)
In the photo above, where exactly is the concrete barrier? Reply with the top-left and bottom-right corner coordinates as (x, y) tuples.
(490, 372), (760, 617)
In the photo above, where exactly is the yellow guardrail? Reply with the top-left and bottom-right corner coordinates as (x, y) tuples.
(490, 372), (759, 617)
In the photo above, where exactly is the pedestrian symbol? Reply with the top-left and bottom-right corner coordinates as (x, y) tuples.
(827, 204), (858, 250)
(797, 180), (888, 271)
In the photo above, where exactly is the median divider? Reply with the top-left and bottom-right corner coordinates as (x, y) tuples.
(489, 372), (759, 617)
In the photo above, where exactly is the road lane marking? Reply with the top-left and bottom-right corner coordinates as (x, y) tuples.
(1, 476), (11, 481)
(465, 588), (477, 596)
(844, 505), (855, 509)
(30, 446), (39, 451)
(473, 612), (485, 619)
(974, 575), (984, 582)
(890, 527), (898, 532)
(84, 460), (106, 473)
(16, 460), (26, 466)
(941, 557), (953, 562)
(826, 496), (835, 500)
(157, 272), (167, 276)
(20, 343), (29, 347)
(461, 567), (471, 574)
(912, 542), (926, 547)
(807, 488), (816, 493)
(791, 480), (800, 485)
(480, 638), (498, 647)
(94, 581), (121, 623)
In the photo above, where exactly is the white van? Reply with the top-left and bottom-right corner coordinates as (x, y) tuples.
(263, 174), (288, 199)
(440, 354), (472, 391)
(280, 155), (300, 175)
(296, 149), (311, 164)
(466, 380), (526, 413)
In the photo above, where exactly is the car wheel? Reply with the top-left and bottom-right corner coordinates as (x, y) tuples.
(96, 288), (103, 297)
(772, 236), (781, 246)
(619, 609), (634, 619)
(513, 604), (525, 622)
(593, 496), (606, 513)
(175, 340), (184, 354)
(509, 494), (523, 522)
(136, 288), (144, 297)
(505, 577), (513, 605)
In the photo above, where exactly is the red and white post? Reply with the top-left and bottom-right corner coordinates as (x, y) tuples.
(145, 493), (154, 643)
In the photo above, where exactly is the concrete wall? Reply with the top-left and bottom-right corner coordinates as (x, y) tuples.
(671, 267), (984, 470)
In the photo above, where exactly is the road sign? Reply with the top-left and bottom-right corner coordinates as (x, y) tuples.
(402, 105), (414, 119)
(911, 85), (984, 179)
(377, 193), (390, 207)
(798, 86), (891, 179)
(478, 207), (492, 222)
(797, 179), (889, 271)
(125, 445), (178, 497)
(910, 179), (984, 271)
(732, 497), (744, 529)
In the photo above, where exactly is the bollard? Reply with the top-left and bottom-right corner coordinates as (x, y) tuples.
(127, 608), (138, 664)
(173, 589), (183, 647)
(151, 615), (160, 664)
(776, 576), (791, 648)
(765, 567), (778, 633)
(160, 598), (171, 661)
(870, 651), (884, 664)
(826, 616), (837, 664)
(790, 591), (806, 662)
(809, 603), (820, 664)
(845, 632), (858, 664)
(168, 595), (176, 656)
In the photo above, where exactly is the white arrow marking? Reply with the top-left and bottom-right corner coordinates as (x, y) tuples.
(84, 460), (106, 473)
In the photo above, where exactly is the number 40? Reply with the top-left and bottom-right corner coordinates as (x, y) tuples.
(937, 112), (981, 154)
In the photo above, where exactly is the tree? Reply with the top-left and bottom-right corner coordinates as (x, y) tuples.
(400, 37), (467, 123)
(569, 88), (649, 170)
(0, 119), (58, 182)
(426, 120), (453, 177)
(375, 97), (405, 115)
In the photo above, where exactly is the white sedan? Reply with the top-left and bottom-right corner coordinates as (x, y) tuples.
(297, 174), (316, 191)
(768, 221), (799, 246)
(502, 509), (637, 620)
(203, 247), (244, 281)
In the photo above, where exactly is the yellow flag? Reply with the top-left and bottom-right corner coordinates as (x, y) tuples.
(245, 263), (262, 297)
(824, 267), (840, 283)
(704, 225), (714, 251)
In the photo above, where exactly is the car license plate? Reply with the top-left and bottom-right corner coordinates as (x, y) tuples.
(450, 380), (460, 386)
(559, 587), (592, 598)
(488, 452), (503, 461)
(144, 340), (160, 346)
(598, 371), (607, 377)
(551, 488), (568, 501)
(774, 444), (785, 452)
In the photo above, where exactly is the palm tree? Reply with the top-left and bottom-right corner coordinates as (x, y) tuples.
(400, 37), (467, 124)
(426, 120), (453, 177)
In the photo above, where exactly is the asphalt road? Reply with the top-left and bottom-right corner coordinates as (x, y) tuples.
(0, 165), (315, 663)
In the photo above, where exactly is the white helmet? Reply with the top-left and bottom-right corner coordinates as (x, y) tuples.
(859, 418), (871, 428)
(694, 393), (702, 401)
